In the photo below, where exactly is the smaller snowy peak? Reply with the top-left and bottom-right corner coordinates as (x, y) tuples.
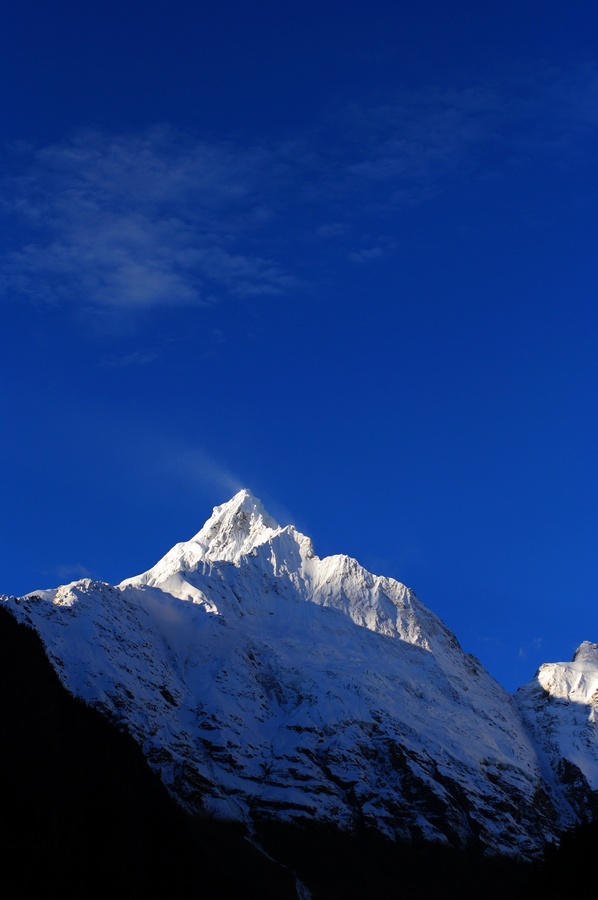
(529, 643), (598, 706)
(572, 642), (598, 665)
(515, 639), (598, 709)
(516, 641), (598, 810)
(534, 653), (598, 705)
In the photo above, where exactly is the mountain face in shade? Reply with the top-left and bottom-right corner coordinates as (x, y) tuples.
(2, 490), (596, 860)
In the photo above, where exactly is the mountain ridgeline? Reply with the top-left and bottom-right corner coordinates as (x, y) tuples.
(1, 490), (596, 896)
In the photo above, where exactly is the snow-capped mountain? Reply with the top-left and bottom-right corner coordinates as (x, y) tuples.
(516, 642), (598, 821)
(2, 490), (596, 858)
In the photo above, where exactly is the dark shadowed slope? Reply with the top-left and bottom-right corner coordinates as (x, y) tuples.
(0, 606), (296, 899)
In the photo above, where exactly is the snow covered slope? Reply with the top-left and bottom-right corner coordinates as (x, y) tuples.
(516, 642), (598, 819)
(1, 490), (594, 857)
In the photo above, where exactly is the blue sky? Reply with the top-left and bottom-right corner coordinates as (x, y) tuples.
(1, 1), (596, 691)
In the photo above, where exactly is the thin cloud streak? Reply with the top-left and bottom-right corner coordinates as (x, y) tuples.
(49, 563), (94, 583)
(99, 349), (161, 368)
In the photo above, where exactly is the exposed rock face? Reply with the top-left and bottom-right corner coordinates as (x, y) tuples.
(1, 490), (596, 859)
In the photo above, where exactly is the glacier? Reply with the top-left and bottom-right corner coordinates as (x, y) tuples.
(1, 488), (596, 858)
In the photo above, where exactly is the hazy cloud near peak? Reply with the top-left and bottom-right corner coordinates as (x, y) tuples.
(155, 437), (244, 499)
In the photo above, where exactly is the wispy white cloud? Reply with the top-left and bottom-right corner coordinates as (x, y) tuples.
(99, 349), (161, 368)
(2, 66), (596, 318)
(316, 222), (348, 239)
(348, 245), (387, 264)
(344, 86), (501, 184)
(1, 126), (296, 312)
(331, 66), (598, 208)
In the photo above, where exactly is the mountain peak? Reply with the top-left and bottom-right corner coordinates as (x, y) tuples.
(220, 488), (273, 519)
(120, 489), (284, 587)
(189, 488), (281, 563)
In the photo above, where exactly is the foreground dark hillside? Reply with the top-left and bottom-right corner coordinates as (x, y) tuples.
(524, 816), (598, 899)
(0, 606), (295, 899)
(0, 605), (591, 899)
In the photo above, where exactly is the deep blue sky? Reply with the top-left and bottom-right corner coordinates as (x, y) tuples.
(1, 1), (596, 691)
